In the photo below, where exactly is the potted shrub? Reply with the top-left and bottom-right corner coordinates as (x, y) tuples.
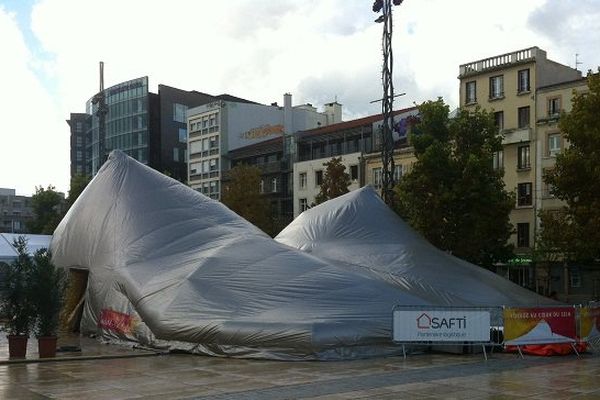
(0, 237), (35, 358)
(30, 248), (67, 358)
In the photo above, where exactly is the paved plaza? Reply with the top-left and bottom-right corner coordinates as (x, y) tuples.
(1, 335), (600, 399)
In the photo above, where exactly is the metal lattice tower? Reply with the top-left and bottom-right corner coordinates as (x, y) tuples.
(373, 0), (403, 205)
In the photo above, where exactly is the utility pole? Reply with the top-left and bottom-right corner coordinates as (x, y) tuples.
(92, 62), (108, 168)
(372, 0), (404, 205)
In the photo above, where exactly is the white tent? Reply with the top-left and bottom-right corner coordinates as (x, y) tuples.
(0, 233), (52, 264)
(50, 151), (553, 360)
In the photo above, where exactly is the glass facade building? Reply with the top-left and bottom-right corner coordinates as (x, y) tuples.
(85, 77), (150, 176)
(70, 77), (255, 182)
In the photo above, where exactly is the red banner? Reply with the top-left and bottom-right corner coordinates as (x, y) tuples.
(99, 309), (136, 334)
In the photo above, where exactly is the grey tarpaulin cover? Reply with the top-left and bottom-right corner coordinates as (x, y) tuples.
(51, 150), (551, 360)
(276, 186), (553, 311)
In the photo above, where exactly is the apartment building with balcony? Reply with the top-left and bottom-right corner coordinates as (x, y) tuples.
(458, 46), (582, 290)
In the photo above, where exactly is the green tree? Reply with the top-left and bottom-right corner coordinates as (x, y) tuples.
(28, 185), (64, 234)
(67, 174), (91, 208)
(394, 99), (514, 268)
(314, 157), (351, 205)
(541, 71), (600, 263)
(221, 164), (274, 235)
(0, 237), (35, 336)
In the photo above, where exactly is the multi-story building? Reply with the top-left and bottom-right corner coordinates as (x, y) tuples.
(187, 93), (341, 201)
(0, 188), (34, 234)
(295, 107), (417, 217)
(458, 48), (580, 251)
(68, 78), (250, 182)
(458, 46), (585, 293)
(534, 77), (594, 302)
(226, 136), (291, 227)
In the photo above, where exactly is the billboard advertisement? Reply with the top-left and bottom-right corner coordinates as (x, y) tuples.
(580, 306), (600, 341)
(393, 309), (491, 342)
(503, 307), (576, 345)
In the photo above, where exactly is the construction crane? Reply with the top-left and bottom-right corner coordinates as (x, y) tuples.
(91, 61), (108, 167)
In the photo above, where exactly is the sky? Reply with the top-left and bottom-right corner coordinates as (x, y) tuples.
(0, 0), (599, 196)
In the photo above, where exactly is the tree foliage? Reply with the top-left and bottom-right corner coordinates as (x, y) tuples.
(314, 157), (351, 205)
(67, 174), (91, 208)
(541, 71), (600, 263)
(394, 98), (514, 267)
(28, 185), (64, 234)
(221, 164), (274, 236)
(30, 249), (67, 337)
(0, 237), (35, 335)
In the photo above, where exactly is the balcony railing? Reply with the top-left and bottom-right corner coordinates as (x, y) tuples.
(459, 47), (542, 77)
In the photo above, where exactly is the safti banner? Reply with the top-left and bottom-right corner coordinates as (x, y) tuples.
(580, 306), (600, 341)
(503, 307), (576, 345)
(393, 309), (491, 342)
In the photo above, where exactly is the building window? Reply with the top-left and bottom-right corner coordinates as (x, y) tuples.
(517, 183), (532, 206)
(518, 106), (530, 129)
(570, 267), (582, 288)
(548, 134), (561, 156)
(493, 150), (504, 170)
(350, 165), (359, 181)
(517, 223), (530, 247)
(299, 198), (308, 213)
(173, 148), (179, 162)
(209, 180), (218, 194)
(271, 177), (278, 193)
(190, 141), (202, 154)
(173, 103), (187, 123)
(393, 165), (403, 183)
(209, 136), (218, 149)
(494, 111), (504, 132)
(544, 178), (555, 198)
(299, 172), (307, 189)
(315, 170), (323, 186)
(517, 69), (530, 93)
(209, 158), (218, 171)
(259, 179), (265, 193)
(517, 145), (530, 169)
(373, 167), (382, 189)
(489, 75), (504, 99)
(466, 81), (477, 104)
(178, 128), (187, 143)
(548, 97), (561, 117)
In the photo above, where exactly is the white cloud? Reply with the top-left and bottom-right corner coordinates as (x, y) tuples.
(0, 0), (597, 196)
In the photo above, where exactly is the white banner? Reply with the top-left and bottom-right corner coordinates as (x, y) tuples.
(393, 309), (491, 342)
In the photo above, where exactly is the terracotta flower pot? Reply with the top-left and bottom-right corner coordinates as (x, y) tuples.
(7, 335), (28, 359)
(37, 336), (58, 358)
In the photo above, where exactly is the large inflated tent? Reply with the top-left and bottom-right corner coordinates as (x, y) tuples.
(50, 150), (553, 360)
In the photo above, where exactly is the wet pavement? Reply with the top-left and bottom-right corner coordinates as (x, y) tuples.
(1, 337), (600, 399)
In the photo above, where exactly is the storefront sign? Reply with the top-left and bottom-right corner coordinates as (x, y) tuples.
(503, 307), (576, 345)
(241, 124), (284, 140)
(393, 309), (491, 342)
